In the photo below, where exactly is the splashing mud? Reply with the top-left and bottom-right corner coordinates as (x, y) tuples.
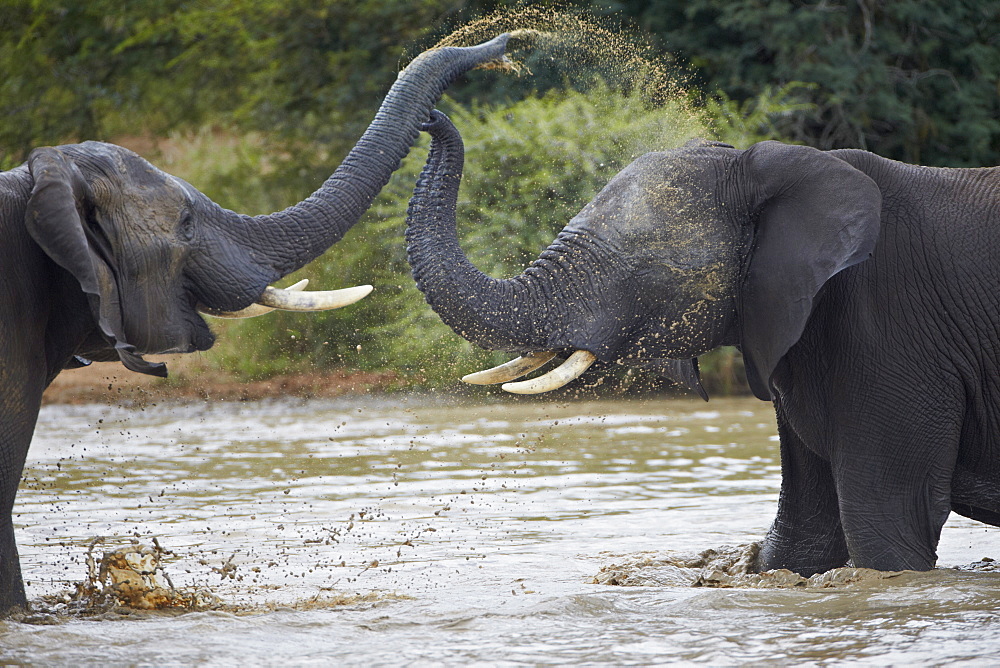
(435, 6), (685, 106)
(21, 539), (220, 621)
(595, 544), (1000, 590)
(593, 543), (913, 589)
(18, 538), (222, 624)
(21, 534), (412, 623)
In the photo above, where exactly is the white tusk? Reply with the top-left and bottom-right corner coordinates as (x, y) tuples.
(501, 350), (598, 395)
(200, 281), (373, 319)
(462, 351), (558, 385)
(199, 279), (310, 319)
(258, 284), (373, 311)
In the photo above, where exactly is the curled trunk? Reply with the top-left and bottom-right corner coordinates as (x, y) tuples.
(405, 110), (549, 352)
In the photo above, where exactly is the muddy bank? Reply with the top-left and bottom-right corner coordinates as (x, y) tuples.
(42, 358), (401, 405)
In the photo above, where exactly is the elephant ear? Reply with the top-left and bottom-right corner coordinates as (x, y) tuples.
(25, 147), (167, 377)
(738, 141), (881, 400)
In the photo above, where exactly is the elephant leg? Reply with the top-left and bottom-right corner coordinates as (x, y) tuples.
(832, 408), (960, 572)
(0, 423), (34, 613)
(0, 329), (46, 613)
(757, 406), (849, 576)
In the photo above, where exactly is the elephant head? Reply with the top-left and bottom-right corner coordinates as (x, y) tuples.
(21, 35), (512, 377)
(405, 111), (882, 400)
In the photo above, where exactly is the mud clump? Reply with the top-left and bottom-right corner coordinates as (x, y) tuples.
(27, 540), (220, 621)
(594, 543), (910, 589)
(693, 566), (909, 589)
(959, 556), (1000, 572)
(594, 543), (758, 587)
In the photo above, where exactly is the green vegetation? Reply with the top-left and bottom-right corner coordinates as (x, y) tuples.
(604, 0), (1000, 167)
(0, 0), (456, 168)
(8, 1), (995, 169)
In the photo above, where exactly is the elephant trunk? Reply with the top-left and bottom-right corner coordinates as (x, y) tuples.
(405, 110), (551, 352)
(195, 34), (512, 311)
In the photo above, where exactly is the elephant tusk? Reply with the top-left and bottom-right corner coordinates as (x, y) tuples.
(199, 279), (310, 319)
(501, 350), (598, 395)
(461, 351), (558, 385)
(258, 283), (373, 311)
(199, 281), (373, 319)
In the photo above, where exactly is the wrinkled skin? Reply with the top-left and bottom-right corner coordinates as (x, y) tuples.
(406, 111), (1000, 576)
(0, 36), (511, 614)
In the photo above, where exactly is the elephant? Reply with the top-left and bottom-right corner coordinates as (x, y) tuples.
(405, 110), (1000, 577)
(0, 35), (513, 614)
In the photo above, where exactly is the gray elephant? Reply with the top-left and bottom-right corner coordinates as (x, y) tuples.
(0, 36), (512, 614)
(405, 110), (1000, 576)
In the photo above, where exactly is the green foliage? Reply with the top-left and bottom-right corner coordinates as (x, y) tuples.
(5, 1), (997, 170)
(150, 128), (293, 215)
(605, 0), (1000, 166)
(704, 83), (816, 148)
(0, 0), (456, 168)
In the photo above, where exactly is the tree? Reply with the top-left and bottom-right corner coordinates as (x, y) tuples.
(0, 0), (459, 167)
(606, 0), (1000, 166)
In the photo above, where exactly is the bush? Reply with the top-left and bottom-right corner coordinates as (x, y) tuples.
(0, 0), (456, 168)
(617, 0), (1000, 167)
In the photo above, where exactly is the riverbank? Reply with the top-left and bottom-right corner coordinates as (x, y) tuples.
(41, 357), (402, 405)
(41, 353), (749, 405)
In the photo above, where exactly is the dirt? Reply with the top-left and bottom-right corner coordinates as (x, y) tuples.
(42, 356), (402, 406)
(593, 544), (914, 589)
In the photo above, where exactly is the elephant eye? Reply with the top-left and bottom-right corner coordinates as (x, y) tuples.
(83, 209), (114, 257)
(178, 210), (195, 242)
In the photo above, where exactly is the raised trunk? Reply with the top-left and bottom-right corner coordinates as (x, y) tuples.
(405, 110), (549, 352)
(196, 34), (511, 311)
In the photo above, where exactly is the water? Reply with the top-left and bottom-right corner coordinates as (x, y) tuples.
(3, 395), (998, 664)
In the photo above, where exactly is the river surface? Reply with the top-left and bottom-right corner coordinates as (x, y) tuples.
(2, 394), (998, 664)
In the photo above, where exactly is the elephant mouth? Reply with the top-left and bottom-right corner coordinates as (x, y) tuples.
(461, 349), (598, 394)
(460, 345), (708, 400)
(161, 325), (214, 355)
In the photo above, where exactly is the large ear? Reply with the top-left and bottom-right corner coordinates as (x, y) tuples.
(25, 147), (167, 377)
(737, 142), (881, 400)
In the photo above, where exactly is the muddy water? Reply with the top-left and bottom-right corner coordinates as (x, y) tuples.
(2, 395), (998, 664)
